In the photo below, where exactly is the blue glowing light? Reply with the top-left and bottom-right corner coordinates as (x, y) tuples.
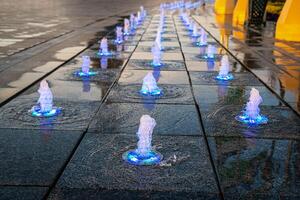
(215, 73), (234, 81)
(31, 106), (62, 117)
(140, 88), (162, 96)
(122, 150), (163, 166)
(123, 32), (130, 36)
(96, 51), (114, 57)
(151, 62), (163, 67)
(74, 70), (98, 77)
(191, 34), (200, 38)
(114, 39), (123, 44)
(203, 54), (216, 60)
(196, 42), (208, 47)
(235, 113), (268, 125)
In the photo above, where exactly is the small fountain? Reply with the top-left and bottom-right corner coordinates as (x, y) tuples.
(30, 80), (61, 117)
(114, 26), (123, 44)
(130, 14), (136, 31)
(75, 55), (97, 77)
(191, 24), (199, 37)
(197, 28), (207, 46)
(140, 72), (162, 96)
(205, 44), (216, 59)
(98, 37), (112, 56)
(236, 88), (268, 125)
(140, 6), (147, 19)
(152, 40), (163, 67)
(123, 18), (130, 36)
(215, 55), (234, 80)
(122, 115), (163, 165)
(188, 21), (194, 31)
(137, 11), (141, 23)
(155, 30), (163, 51)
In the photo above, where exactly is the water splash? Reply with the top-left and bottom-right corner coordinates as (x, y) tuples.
(191, 24), (199, 37)
(236, 88), (268, 125)
(114, 26), (123, 44)
(122, 115), (163, 165)
(205, 44), (216, 59)
(152, 40), (163, 67)
(98, 37), (112, 56)
(123, 18), (130, 36)
(215, 55), (234, 81)
(30, 80), (61, 117)
(140, 72), (162, 96)
(197, 28), (207, 46)
(74, 56), (97, 77)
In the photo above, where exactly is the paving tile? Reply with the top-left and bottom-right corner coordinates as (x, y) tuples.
(119, 70), (189, 85)
(125, 59), (185, 71)
(0, 186), (47, 200)
(200, 104), (300, 139)
(0, 129), (82, 185)
(0, 98), (101, 131)
(131, 52), (183, 61)
(186, 59), (246, 72)
(107, 84), (194, 105)
(135, 45), (181, 53)
(208, 137), (300, 199)
(48, 134), (219, 199)
(193, 85), (281, 106)
(89, 103), (202, 136)
(190, 71), (263, 86)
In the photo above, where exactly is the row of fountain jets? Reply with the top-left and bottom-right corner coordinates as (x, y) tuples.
(30, 1), (268, 166)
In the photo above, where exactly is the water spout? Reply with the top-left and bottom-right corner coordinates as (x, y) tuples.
(115, 26), (123, 44)
(30, 80), (61, 117)
(152, 40), (162, 67)
(215, 55), (233, 80)
(236, 88), (268, 125)
(140, 72), (162, 96)
(122, 115), (163, 165)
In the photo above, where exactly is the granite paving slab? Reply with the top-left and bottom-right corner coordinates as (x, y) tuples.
(0, 129), (82, 185)
(89, 103), (202, 136)
(125, 60), (185, 71)
(0, 98), (101, 131)
(190, 71), (263, 86)
(119, 70), (189, 85)
(47, 134), (219, 199)
(193, 85), (281, 106)
(0, 186), (47, 200)
(208, 137), (300, 199)
(107, 84), (194, 105)
(200, 104), (300, 139)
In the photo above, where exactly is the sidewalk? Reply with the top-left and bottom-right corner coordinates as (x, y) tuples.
(0, 3), (299, 200)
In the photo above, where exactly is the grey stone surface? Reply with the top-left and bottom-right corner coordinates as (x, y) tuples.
(126, 60), (185, 71)
(89, 103), (202, 136)
(0, 186), (47, 200)
(107, 84), (194, 105)
(208, 137), (300, 199)
(0, 129), (82, 185)
(0, 98), (100, 131)
(48, 134), (219, 198)
(190, 71), (263, 86)
(200, 105), (300, 139)
(193, 85), (281, 106)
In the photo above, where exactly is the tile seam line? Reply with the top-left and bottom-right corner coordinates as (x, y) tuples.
(43, 13), (154, 200)
(192, 15), (300, 117)
(172, 14), (225, 200)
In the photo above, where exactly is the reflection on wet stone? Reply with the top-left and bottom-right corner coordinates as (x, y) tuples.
(208, 137), (300, 199)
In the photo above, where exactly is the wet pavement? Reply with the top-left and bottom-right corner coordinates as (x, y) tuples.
(192, 5), (300, 115)
(0, 1), (299, 200)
